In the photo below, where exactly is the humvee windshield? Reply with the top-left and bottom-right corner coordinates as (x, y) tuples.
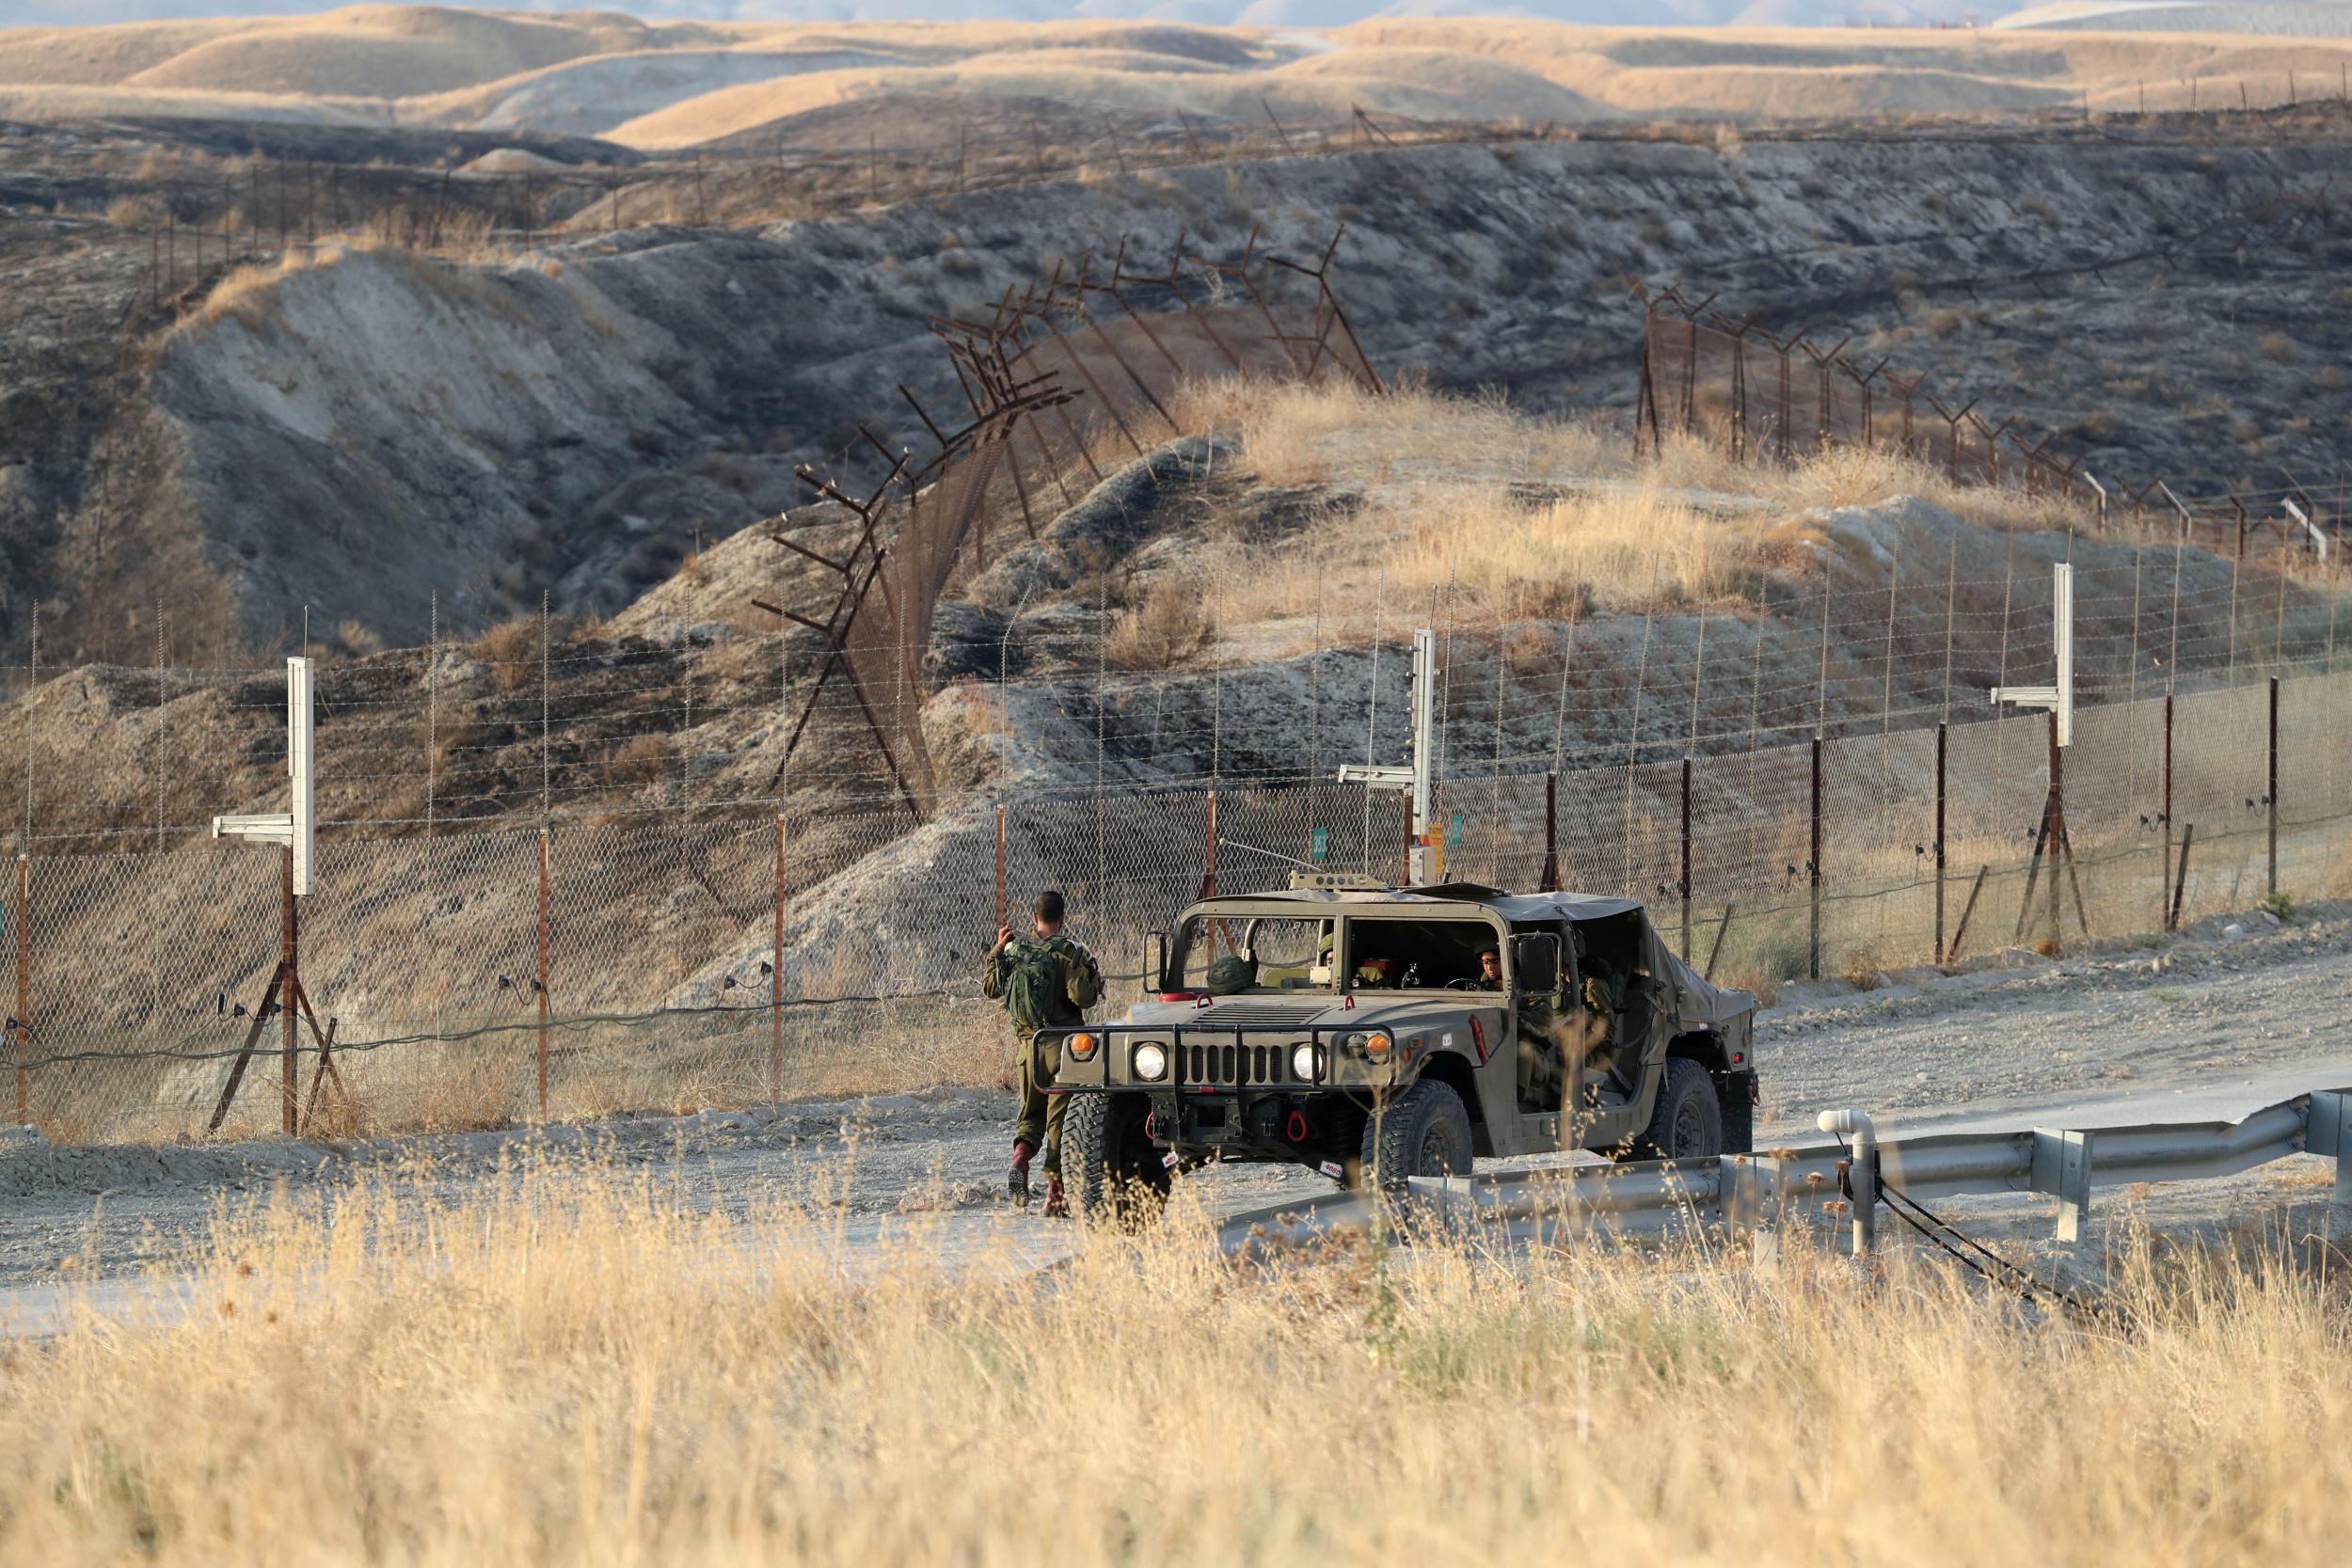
(1173, 916), (1335, 992)
(1169, 911), (1504, 994)
(1343, 917), (1498, 990)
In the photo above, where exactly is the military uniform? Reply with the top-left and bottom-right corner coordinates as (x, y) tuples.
(983, 930), (1103, 1177)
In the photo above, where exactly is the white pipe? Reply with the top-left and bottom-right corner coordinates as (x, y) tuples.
(1817, 1108), (1878, 1254)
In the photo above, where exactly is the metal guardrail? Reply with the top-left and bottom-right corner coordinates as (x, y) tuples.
(1214, 1086), (2352, 1255)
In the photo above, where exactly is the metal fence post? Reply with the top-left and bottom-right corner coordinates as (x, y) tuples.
(1807, 736), (1823, 981)
(12, 854), (26, 1124)
(2267, 675), (2280, 898)
(995, 802), (1008, 932)
(1538, 772), (1560, 893)
(771, 815), (785, 1103)
(1679, 756), (1693, 960)
(279, 844), (297, 1135)
(2161, 694), (2174, 931)
(2046, 711), (2063, 952)
(536, 825), (550, 1118)
(1932, 722), (1947, 963)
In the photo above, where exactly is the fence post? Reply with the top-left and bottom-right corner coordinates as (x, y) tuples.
(1933, 722), (1947, 964)
(536, 825), (550, 1118)
(1808, 736), (1823, 981)
(2161, 694), (2174, 931)
(995, 802), (1008, 932)
(1679, 756), (1693, 960)
(1539, 772), (1560, 893)
(2045, 712), (2063, 952)
(2169, 823), (2196, 932)
(2267, 675), (2280, 898)
(771, 815), (785, 1103)
(280, 844), (297, 1135)
(13, 854), (26, 1124)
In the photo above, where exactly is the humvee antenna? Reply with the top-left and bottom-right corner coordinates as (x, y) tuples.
(1338, 627), (1438, 881)
(1216, 837), (1315, 872)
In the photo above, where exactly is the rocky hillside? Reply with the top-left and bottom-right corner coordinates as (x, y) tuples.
(9, 119), (2348, 676)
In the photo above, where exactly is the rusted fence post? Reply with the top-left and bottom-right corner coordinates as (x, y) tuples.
(1945, 865), (1989, 964)
(771, 815), (785, 1102)
(1680, 755), (1693, 960)
(2267, 675), (2280, 897)
(2169, 824), (2196, 931)
(1933, 722), (1947, 965)
(2161, 693), (2175, 931)
(279, 844), (297, 1135)
(13, 854), (26, 1123)
(1202, 790), (1218, 896)
(1808, 736), (1823, 981)
(1539, 772), (1560, 893)
(2045, 711), (2063, 952)
(536, 825), (550, 1118)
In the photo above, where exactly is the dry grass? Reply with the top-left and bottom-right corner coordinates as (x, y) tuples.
(1106, 576), (1217, 670)
(1165, 377), (2099, 642)
(473, 615), (542, 694)
(3, 1159), (2345, 1563)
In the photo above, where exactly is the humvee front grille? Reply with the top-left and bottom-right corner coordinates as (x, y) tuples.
(1194, 1003), (1327, 1027)
(1182, 1041), (1292, 1087)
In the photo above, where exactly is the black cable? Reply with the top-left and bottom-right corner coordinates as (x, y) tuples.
(1828, 1130), (2121, 1325)
(1879, 1179), (2125, 1328)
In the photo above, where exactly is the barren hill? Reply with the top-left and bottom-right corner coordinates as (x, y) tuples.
(11, 8), (2352, 139)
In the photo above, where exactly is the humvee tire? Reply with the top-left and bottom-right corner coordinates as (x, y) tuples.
(1063, 1093), (1171, 1227)
(1628, 1057), (1723, 1163)
(1358, 1078), (1474, 1195)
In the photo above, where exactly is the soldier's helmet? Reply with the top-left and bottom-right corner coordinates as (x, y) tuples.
(1206, 955), (1253, 995)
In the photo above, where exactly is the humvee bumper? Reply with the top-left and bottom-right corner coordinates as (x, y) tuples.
(1032, 1023), (1397, 1096)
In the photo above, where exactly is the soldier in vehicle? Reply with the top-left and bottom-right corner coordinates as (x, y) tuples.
(983, 889), (1103, 1217)
(1573, 927), (1619, 1087)
(1472, 946), (1502, 990)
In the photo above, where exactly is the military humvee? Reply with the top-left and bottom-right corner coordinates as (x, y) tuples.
(1036, 874), (1758, 1220)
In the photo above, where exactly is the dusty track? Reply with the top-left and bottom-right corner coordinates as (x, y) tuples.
(4, 898), (2348, 1315)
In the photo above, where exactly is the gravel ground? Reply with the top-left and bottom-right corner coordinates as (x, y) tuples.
(4, 899), (2348, 1321)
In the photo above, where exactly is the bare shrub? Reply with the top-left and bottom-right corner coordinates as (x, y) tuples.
(1106, 578), (1216, 670)
(473, 616), (541, 693)
(605, 731), (673, 787)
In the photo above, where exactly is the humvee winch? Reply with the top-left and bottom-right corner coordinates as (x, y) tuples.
(1034, 874), (1758, 1221)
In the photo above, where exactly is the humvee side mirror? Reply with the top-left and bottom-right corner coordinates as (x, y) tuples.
(1146, 931), (1168, 996)
(1512, 932), (1560, 993)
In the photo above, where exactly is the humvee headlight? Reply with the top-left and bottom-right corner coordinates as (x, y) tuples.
(1341, 1031), (1368, 1054)
(1362, 1032), (1393, 1062)
(1066, 1031), (1099, 1062)
(1291, 1042), (1319, 1082)
(1132, 1042), (1168, 1083)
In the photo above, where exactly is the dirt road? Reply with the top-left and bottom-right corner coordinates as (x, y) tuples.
(5, 900), (2347, 1315)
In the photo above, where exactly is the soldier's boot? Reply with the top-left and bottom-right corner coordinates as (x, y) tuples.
(1008, 1141), (1036, 1208)
(1041, 1173), (1069, 1220)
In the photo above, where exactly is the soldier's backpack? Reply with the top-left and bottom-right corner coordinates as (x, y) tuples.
(1003, 936), (1095, 1026)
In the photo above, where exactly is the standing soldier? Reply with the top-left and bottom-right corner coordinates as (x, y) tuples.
(983, 888), (1103, 1217)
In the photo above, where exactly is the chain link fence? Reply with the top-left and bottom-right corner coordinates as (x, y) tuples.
(2, 656), (2344, 1144)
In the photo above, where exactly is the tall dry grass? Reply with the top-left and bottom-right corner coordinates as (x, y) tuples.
(3, 1158), (2345, 1564)
(1162, 377), (2014, 644)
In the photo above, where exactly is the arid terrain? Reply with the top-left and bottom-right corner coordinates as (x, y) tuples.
(3, 11), (2352, 1562)
(8, 9), (2352, 136)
